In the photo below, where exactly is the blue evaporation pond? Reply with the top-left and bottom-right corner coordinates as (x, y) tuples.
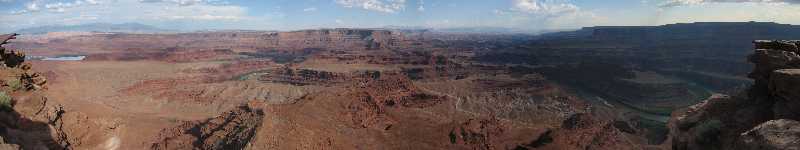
(36, 55), (87, 61)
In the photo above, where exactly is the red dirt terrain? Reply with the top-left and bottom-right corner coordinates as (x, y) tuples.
(1, 30), (655, 150)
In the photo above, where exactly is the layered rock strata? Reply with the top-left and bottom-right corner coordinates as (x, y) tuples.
(669, 40), (800, 150)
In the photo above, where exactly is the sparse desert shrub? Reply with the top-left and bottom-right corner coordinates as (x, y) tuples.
(5, 78), (21, 90)
(368, 71), (381, 79)
(167, 118), (179, 123)
(0, 92), (12, 111)
(694, 119), (723, 145)
(448, 130), (457, 144)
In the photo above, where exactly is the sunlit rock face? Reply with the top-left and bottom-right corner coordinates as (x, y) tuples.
(0, 34), (119, 150)
(151, 104), (265, 150)
(739, 119), (800, 150)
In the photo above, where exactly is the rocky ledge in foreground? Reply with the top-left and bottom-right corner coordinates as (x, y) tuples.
(1, 33), (121, 150)
(150, 101), (265, 150)
(669, 40), (800, 150)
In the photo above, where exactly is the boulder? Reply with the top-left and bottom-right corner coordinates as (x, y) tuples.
(739, 119), (800, 150)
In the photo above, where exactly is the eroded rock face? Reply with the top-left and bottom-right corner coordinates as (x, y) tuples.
(668, 40), (800, 150)
(344, 71), (446, 128)
(739, 119), (800, 150)
(540, 113), (640, 150)
(0, 33), (64, 150)
(748, 49), (800, 87)
(754, 40), (800, 54)
(770, 69), (800, 101)
(258, 67), (349, 86)
(770, 69), (800, 120)
(151, 103), (265, 150)
(0, 34), (119, 150)
(448, 118), (507, 149)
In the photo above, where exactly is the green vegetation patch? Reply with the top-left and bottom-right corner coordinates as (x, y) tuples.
(233, 69), (271, 81)
(448, 129), (457, 144)
(0, 91), (13, 111)
(6, 77), (22, 91)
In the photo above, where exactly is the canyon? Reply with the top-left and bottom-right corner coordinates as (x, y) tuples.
(669, 40), (800, 150)
(0, 21), (798, 150)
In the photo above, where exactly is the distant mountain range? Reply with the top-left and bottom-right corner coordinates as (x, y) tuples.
(433, 27), (542, 34)
(15, 23), (173, 34)
(538, 21), (800, 40)
(383, 26), (546, 34)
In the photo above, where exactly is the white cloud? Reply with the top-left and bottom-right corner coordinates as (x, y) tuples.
(417, 0), (424, 11)
(303, 7), (317, 12)
(511, 0), (579, 16)
(660, 0), (800, 7)
(44, 0), (101, 13)
(9, 2), (38, 14)
(493, 9), (508, 15)
(139, 0), (206, 6)
(494, 0), (606, 30)
(27, 2), (41, 11)
(11, 0), (103, 14)
(335, 0), (406, 13)
(0, 0), (265, 32)
(7, 0), (245, 20)
(138, 1), (249, 21)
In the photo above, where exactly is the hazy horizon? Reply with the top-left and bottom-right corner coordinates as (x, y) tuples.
(2, 0), (800, 32)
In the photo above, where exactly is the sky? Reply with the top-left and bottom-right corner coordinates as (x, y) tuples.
(1, 0), (800, 32)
